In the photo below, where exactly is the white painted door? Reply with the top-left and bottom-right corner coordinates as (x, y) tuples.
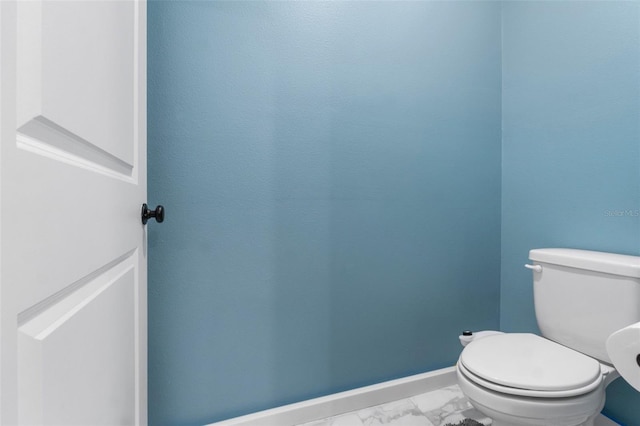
(0, 1), (147, 424)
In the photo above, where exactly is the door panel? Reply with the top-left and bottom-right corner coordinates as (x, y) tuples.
(17, 0), (135, 163)
(1, 1), (147, 424)
(5, 147), (139, 313)
(18, 255), (137, 425)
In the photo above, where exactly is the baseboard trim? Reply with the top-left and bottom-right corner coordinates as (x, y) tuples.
(208, 366), (456, 426)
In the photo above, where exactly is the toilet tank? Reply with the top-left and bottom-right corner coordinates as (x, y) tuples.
(530, 248), (640, 364)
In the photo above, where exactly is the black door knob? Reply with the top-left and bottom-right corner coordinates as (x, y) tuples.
(142, 203), (164, 225)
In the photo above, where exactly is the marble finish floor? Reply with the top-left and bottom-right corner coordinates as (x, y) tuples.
(296, 385), (491, 426)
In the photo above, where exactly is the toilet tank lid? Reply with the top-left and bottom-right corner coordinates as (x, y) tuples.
(529, 248), (640, 278)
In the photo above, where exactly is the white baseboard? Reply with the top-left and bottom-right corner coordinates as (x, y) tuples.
(595, 415), (620, 426)
(208, 366), (457, 426)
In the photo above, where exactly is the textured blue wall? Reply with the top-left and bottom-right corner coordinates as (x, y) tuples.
(501, 2), (640, 424)
(148, 1), (502, 424)
(149, 1), (640, 425)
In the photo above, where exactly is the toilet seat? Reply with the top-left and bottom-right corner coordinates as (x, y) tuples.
(459, 333), (603, 398)
(457, 359), (603, 398)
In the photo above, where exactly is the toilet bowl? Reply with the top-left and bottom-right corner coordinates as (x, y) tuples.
(456, 333), (618, 426)
(455, 249), (640, 426)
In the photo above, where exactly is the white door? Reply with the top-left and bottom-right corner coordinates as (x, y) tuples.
(0, 1), (147, 424)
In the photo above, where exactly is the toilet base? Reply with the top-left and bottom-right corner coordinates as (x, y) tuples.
(457, 365), (606, 426)
(466, 397), (599, 426)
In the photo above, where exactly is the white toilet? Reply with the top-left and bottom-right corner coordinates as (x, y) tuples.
(456, 248), (640, 426)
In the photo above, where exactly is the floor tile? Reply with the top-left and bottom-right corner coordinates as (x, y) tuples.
(331, 413), (365, 426)
(410, 385), (470, 414)
(294, 383), (621, 426)
(357, 399), (435, 426)
(410, 385), (479, 426)
(298, 413), (365, 426)
(295, 385), (487, 426)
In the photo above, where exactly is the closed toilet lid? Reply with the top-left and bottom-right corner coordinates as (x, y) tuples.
(460, 333), (602, 392)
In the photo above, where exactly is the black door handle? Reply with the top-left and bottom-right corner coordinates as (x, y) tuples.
(142, 204), (164, 225)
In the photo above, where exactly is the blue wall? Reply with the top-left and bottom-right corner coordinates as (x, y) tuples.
(149, 1), (640, 425)
(501, 2), (640, 425)
(148, 1), (502, 424)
